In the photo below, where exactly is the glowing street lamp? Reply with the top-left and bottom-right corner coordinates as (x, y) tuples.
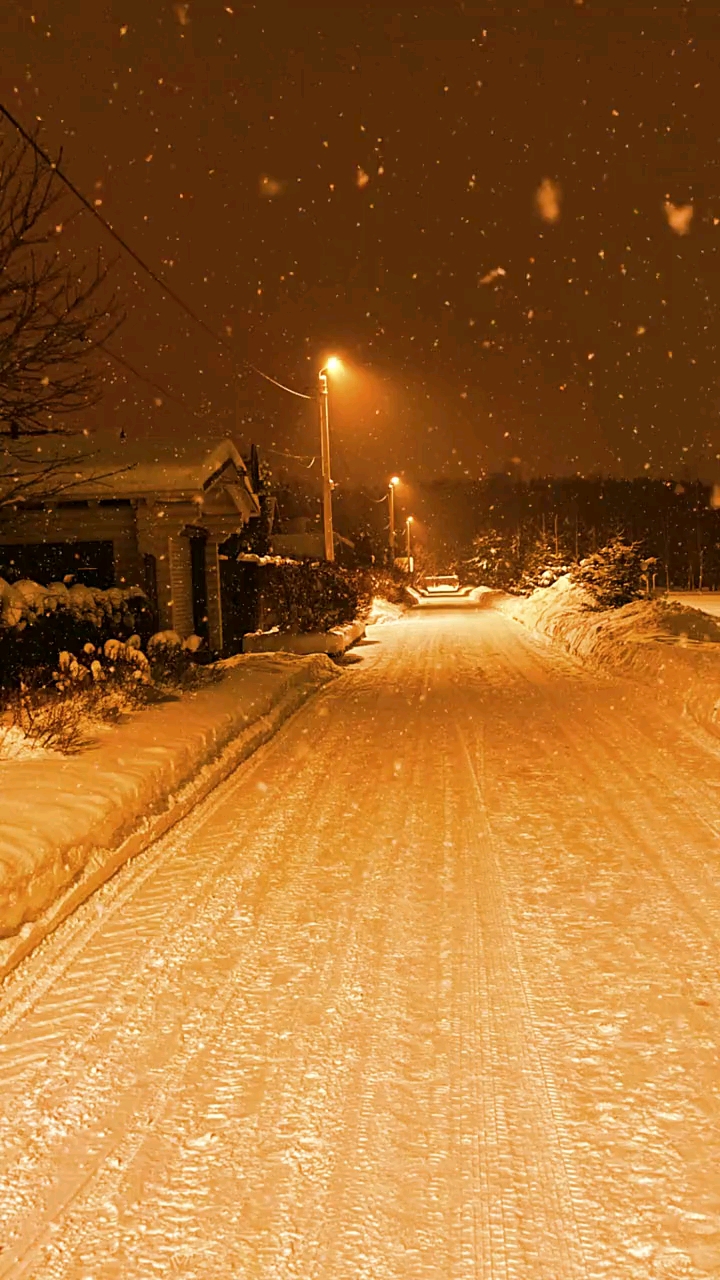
(318, 357), (343, 561)
(388, 475), (400, 563)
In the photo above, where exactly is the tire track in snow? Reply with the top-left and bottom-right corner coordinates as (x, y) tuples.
(452, 713), (592, 1279)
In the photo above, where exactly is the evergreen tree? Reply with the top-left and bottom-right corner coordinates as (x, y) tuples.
(571, 537), (646, 608)
(518, 528), (574, 593)
(463, 527), (524, 591)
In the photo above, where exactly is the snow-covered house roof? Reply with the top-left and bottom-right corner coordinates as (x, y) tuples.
(59, 438), (259, 508)
(3, 436), (261, 520)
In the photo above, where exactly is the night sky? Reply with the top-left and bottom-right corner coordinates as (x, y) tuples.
(3, 2), (720, 485)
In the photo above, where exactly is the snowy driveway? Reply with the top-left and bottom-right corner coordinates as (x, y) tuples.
(1, 604), (720, 1278)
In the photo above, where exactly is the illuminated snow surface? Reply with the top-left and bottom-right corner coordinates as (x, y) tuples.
(1, 600), (720, 1279)
(667, 593), (720, 620)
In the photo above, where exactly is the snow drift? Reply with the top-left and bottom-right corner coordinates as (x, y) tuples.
(0, 652), (338, 956)
(497, 575), (720, 739)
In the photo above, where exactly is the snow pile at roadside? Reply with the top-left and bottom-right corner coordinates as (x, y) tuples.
(0, 652), (338, 949)
(497, 574), (720, 738)
(468, 586), (505, 605)
(366, 596), (406, 625)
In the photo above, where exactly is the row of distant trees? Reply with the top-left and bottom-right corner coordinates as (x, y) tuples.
(418, 475), (720, 592)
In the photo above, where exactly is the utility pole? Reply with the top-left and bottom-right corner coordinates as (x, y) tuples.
(318, 366), (335, 561)
(388, 476), (400, 564)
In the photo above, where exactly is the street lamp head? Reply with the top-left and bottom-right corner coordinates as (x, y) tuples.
(389, 475), (401, 487)
(406, 514), (414, 524)
(325, 356), (343, 375)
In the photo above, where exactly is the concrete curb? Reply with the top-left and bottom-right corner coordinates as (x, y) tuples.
(0, 669), (334, 983)
(242, 618), (365, 656)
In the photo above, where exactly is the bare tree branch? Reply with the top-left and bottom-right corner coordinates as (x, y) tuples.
(0, 445), (134, 507)
(0, 128), (123, 500)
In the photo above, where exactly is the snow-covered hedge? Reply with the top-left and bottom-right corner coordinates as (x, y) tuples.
(223, 558), (358, 637)
(0, 577), (154, 686)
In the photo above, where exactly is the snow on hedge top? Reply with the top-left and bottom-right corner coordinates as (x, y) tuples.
(1, 578), (146, 630)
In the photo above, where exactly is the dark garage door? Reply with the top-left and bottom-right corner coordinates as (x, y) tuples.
(0, 541), (115, 588)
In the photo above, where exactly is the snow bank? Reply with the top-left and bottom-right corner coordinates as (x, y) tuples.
(0, 652), (338, 968)
(468, 586), (506, 606)
(497, 575), (720, 738)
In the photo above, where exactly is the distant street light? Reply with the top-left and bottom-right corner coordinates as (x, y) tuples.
(388, 475), (400, 563)
(318, 358), (343, 561)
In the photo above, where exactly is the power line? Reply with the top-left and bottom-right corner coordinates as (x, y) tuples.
(250, 367), (313, 400)
(265, 447), (317, 468)
(0, 102), (313, 402)
(100, 345), (210, 422)
(102, 347), (317, 461)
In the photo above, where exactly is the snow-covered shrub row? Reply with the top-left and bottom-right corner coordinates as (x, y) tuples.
(1, 630), (212, 757)
(0, 577), (154, 686)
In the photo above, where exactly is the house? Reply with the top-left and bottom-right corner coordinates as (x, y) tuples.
(0, 438), (260, 652)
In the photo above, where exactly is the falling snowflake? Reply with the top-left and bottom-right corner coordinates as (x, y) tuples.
(535, 177), (561, 224)
(663, 200), (693, 235)
(356, 167), (370, 189)
(478, 267), (506, 285)
(259, 175), (284, 197)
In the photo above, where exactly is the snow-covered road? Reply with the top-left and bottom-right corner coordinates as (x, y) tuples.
(2, 603), (720, 1279)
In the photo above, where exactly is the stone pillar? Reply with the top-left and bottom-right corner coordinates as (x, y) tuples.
(167, 534), (194, 637)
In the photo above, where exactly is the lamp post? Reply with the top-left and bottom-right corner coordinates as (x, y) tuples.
(405, 515), (414, 579)
(318, 357), (342, 561)
(388, 475), (400, 564)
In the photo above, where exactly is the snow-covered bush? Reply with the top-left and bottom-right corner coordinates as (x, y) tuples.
(9, 680), (91, 755)
(570, 538), (645, 608)
(5, 636), (156, 755)
(148, 631), (188, 684)
(223, 559), (359, 639)
(354, 568), (408, 609)
(145, 630), (212, 686)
